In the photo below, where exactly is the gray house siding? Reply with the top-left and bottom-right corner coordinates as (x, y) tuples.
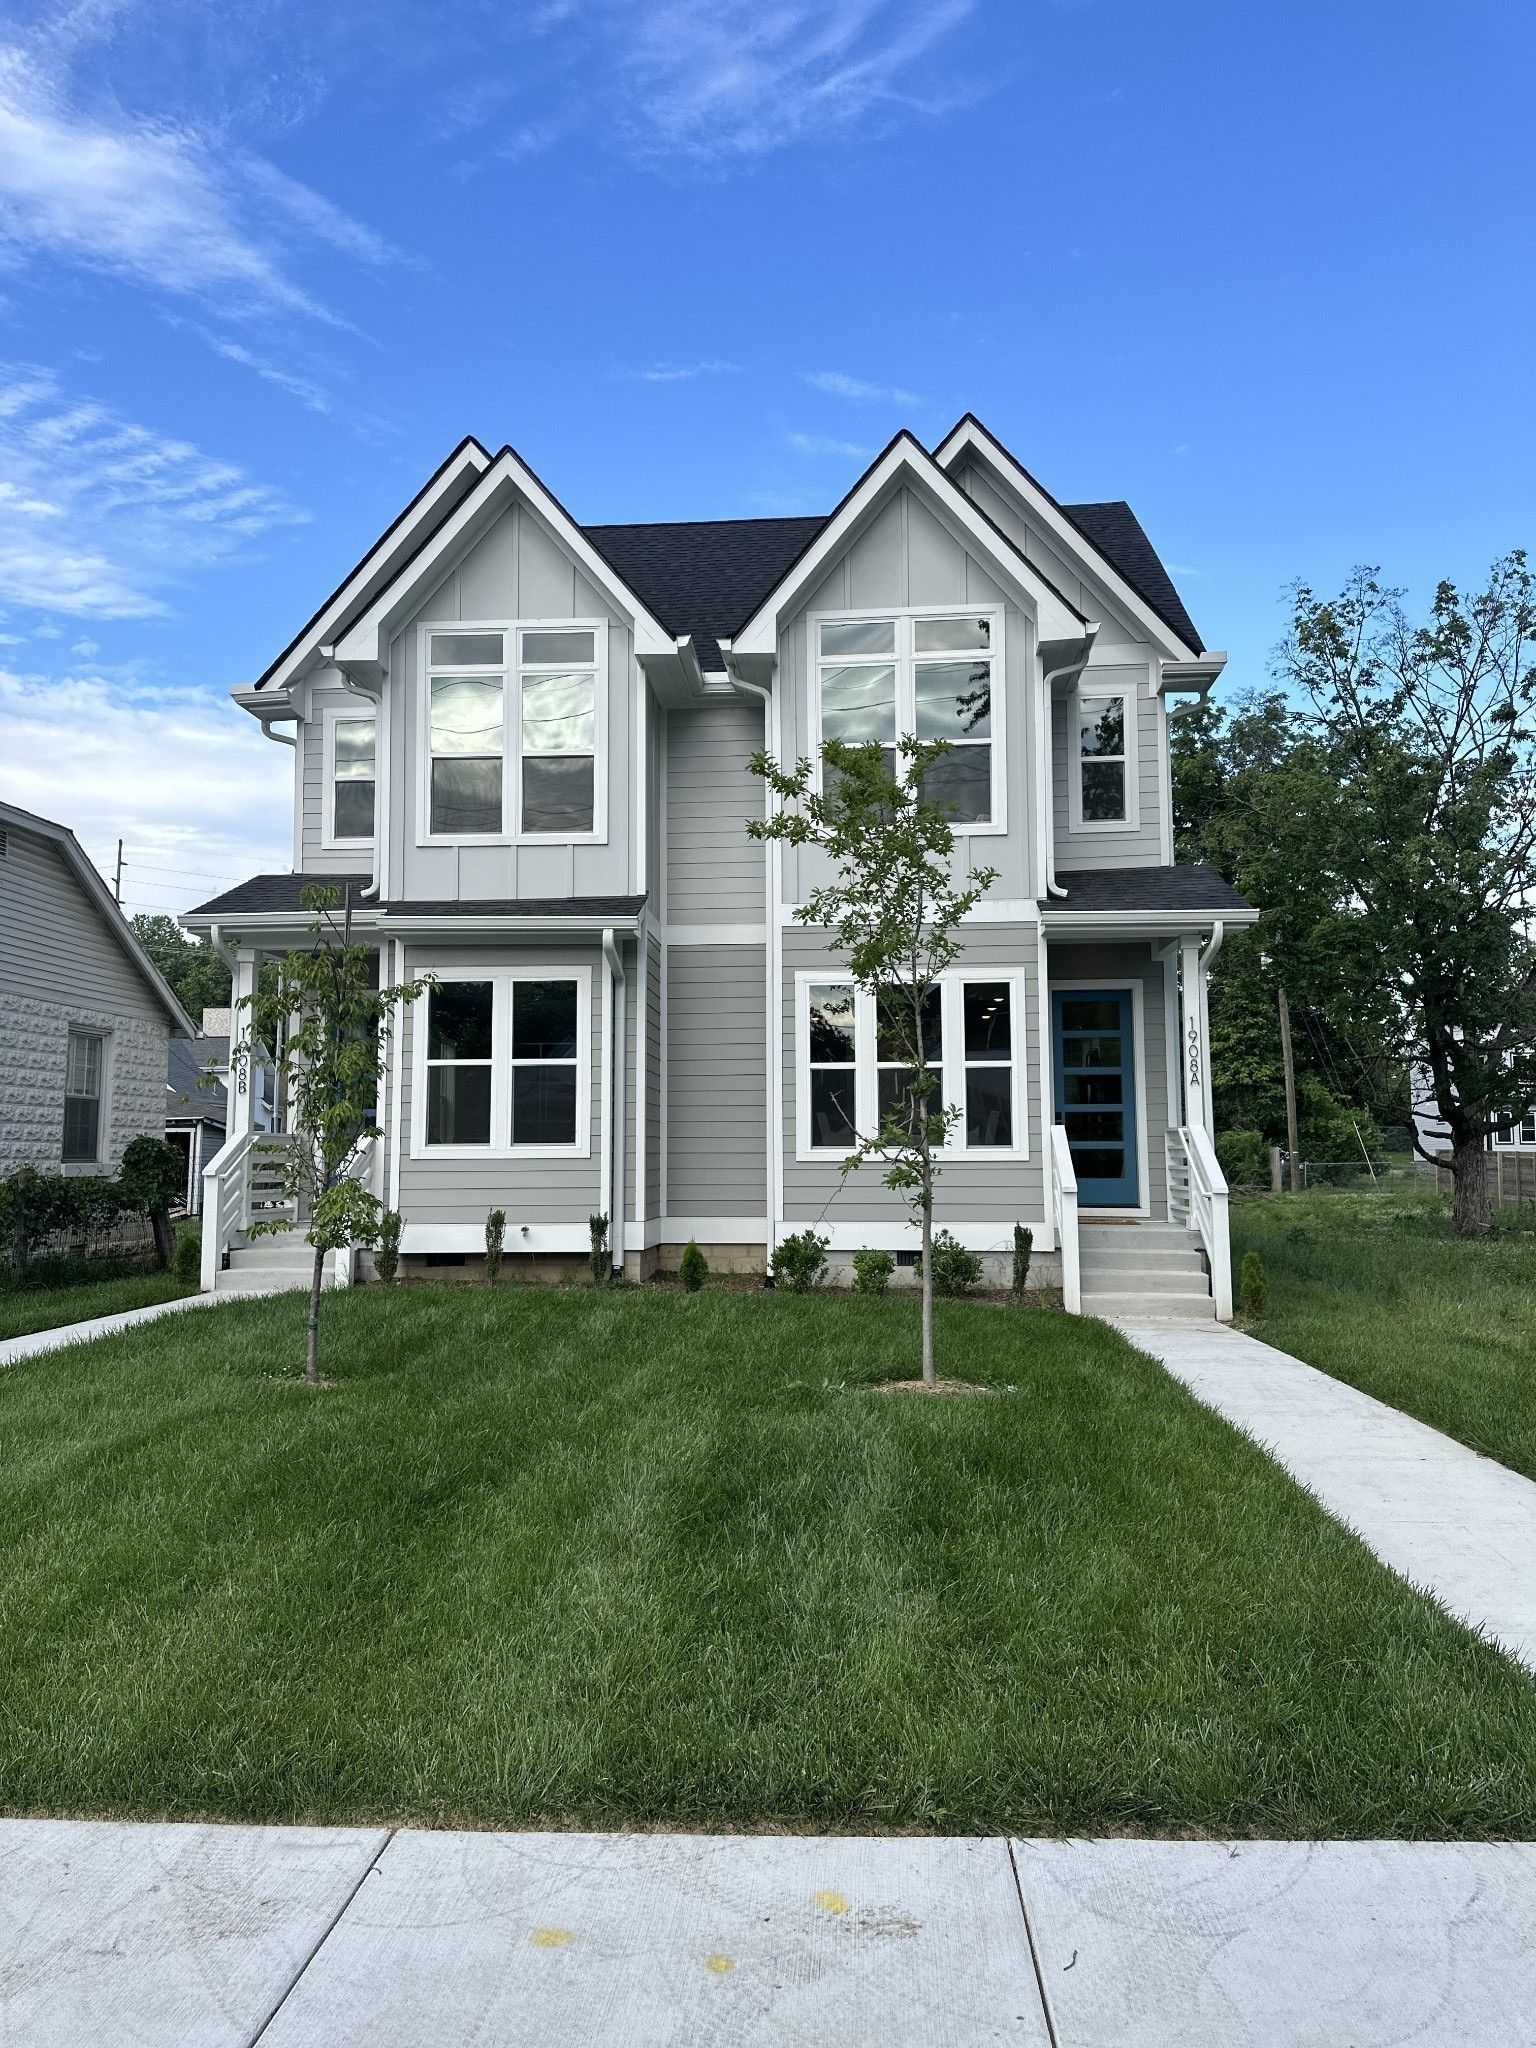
(665, 701), (766, 927)
(1050, 668), (1168, 871)
(298, 677), (377, 876)
(0, 825), (169, 1175)
(665, 944), (767, 1220)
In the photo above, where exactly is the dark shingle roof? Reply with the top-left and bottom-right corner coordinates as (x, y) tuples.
(187, 874), (373, 916)
(1050, 863), (1252, 913)
(184, 875), (646, 921)
(1059, 501), (1203, 654)
(582, 517), (826, 671)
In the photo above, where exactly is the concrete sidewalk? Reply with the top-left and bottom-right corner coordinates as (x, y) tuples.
(4, 1819), (1535, 2045)
(1119, 1319), (1536, 1671)
(0, 1291), (218, 1368)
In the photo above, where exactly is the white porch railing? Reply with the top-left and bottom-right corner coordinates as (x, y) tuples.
(332, 1138), (381, 1286)
(1050, 1123), (1081, 1315)
(200, 1130), (254, 1291)
(1169, 1124), (1233, 1321)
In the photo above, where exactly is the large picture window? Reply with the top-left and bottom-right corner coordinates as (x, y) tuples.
(421, 621), (604, 842)
(62, 1027), (106, 1163)
(413, 968), (591, 1158)
(797, 975), (1022, 1159)
(815, 611), (999, 828)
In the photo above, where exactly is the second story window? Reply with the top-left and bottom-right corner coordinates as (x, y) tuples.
(429, 632), (505, 836)
(519, 630), (596, 835)
(332, 715), (376, 841)
(816, 612), (999, 827)
(1076, 693), (1128, 823)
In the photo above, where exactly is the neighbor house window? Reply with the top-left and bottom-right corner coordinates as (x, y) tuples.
(428, 632), (505, 835)
(519, 630), (596, 834)
(799, 976), (1021, 1157)
(425, 982), (493, 1145)
(332, 715), (376, 841)
(815, 612), (999, 827)
(511, 979), (580, 1144)
(62, 1028), (105, 1162)
(1076, 694), (1129, 823)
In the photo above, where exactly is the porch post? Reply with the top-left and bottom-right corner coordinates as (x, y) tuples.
(227, 950), (259, 1140)
(1178, 934), (1210, 1134)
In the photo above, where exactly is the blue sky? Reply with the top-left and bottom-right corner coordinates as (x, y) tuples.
(0, 0), (1529, 916)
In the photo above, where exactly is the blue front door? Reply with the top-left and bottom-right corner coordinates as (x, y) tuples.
(1053, 990), (1139, 1207)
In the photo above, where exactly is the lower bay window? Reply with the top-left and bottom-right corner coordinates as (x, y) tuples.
(414, 968), (590, 1158)
(798, 974), (1024, 1160)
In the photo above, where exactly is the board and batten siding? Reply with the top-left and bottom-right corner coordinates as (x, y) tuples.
(1050, 669), (1168, 871)
(665, 701), (766, 926)
(665, 944), (767, 1219)
(779, 922), (1045, 1234)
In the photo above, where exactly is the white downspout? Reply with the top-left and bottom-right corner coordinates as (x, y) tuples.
(728, 669), (780, 1271)
(1039, 629), (1098, 899)
(603, 928), (626, 1280)
(1196, 919), (1224, 1140)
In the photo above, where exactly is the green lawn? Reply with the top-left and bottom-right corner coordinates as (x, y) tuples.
(0, 1262), (193, 1342)
(2, 1283), (1535, 1839)
(1231, 1187), (1536, 1482)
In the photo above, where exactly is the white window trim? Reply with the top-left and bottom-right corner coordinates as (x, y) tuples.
(409, 964), (593, 1160)
(807, 604), (1006, 838)
(793, 969), (1028, 1164)
(61, 1024), (113, 1172)
(1068, 681), (1141, 834)
(414, 618), (609, 847)
(320, 703), (377, 852)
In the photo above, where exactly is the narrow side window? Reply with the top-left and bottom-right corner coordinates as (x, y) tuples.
(428, 631), (505, 836)
(962, 982), (1012, 1147)
(520, 629), (596, 835)
(511, 980), (580, 1144)
(424, 983), (493, 1145)
(63, 1028), (105, 1162)
(1078, 695), (1127, 821)
(333, 716), (375, 841)
(807, 984), (858, 1150)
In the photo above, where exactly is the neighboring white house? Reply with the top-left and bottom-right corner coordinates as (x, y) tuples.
(0, 800), (196, 1180)
(184, 417), (1258, 1316)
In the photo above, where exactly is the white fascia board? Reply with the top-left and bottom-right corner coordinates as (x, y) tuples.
(933, 418), (1200, 662)
(256, 439), (492, 699)
(1041, 906), (1260, 936)
(728, 434), (1087, 659)
(181, 909), (645, 941)
(334, 451), (675, 684)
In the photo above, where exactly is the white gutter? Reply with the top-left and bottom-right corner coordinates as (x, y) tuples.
(208, 923), (237, 975)
(1162, 652), (1227, 719)
(603, 928), (626, 1280)
(1199, 918), (1225, 971)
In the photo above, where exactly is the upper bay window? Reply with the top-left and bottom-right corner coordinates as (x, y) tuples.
(815, 611), (999, 829)
(422, 624), (602, 841)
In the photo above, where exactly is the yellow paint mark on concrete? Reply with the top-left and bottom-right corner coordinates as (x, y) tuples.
(704, 1954), (736, 1974)
(813, 1890), (850, 1914)
(531, 1927), (576, 1948)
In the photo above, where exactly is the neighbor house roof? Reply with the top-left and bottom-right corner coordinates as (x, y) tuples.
(0, 799), (197, 1035)
(167, 1035), (228, 1123)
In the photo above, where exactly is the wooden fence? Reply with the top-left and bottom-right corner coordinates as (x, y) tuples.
(1432, 1152), (1536, 1203)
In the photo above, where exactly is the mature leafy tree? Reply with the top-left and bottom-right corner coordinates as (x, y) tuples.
(117, 1136), (184, 1269)
(130, 915), (231, 1021)
(749, 734), (996, 1387)
(238, 887), (429, 1383)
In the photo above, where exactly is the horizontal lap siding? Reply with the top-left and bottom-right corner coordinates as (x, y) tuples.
(299, 682), (372, 875)
(1051, 679), (1166, 870)
(779, 924), (1045, 1234)
(665, 703), (766, 926)
(666, 945), (766, 1216)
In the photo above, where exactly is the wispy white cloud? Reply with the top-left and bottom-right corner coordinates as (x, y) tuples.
(787, 431), (872, 457)
(614, 359), (739, 383)
(0, 365), (305, 617)
(0, 666), (290, 916)
(804, 369), (920, 404)
(207, 338), (332, 414)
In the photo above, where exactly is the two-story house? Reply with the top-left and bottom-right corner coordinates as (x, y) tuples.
(184, 418), (1257, 1317)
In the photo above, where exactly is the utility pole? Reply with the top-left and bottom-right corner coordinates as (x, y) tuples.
(113, 838), (124, 908)
(1277, 985), (1302, 1194)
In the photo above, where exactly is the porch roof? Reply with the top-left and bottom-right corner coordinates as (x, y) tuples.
(182, 874), (648, 935)
(1049, 863), (1253, 915)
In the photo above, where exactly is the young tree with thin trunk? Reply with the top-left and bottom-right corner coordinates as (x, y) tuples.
(238, 887), (430, 1383)
(749, 734), (996, 1385)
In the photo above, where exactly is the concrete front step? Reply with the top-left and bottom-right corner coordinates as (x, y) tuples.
(1083, 1289), (1217, 1321)
(1080, 1249), (1208, 1276)
(1081, 1265), (1212, 1296)
(1080, 1224), (1192, 1245)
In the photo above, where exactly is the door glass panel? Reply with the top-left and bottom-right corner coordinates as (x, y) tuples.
(1062, 1034), (1122, 1068)
(1064, 1111), (1126, 1143)
(1073, 1150), (1125, 1179)
(1061, 999), (1120, 1031)
(1063, 1072), (1122, 1104)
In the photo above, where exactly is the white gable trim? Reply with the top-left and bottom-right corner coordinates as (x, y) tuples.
(933, 416), (1200, 662)
(722, 432), (1088, 664)
(332, 448), (675, 686)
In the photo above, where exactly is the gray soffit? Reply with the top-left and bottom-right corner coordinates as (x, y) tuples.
(1049, 863), (1254, 914)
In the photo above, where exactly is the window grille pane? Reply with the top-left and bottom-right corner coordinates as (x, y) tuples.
(513, 980), (578, 1060)
(62, 1093), (100, 1161)
(521, 672), (595, 753)
(513, 1065), (577, 1145)
(963, 984), (1011, 1060)
(522, 629), (595, 665)
(334, 720), (375, 773)
(918, 747), (991, 824)
(431, 676), (503, 755)
(522, 755), (594, 833)
(333, 779), (375, 840)
(914, 616), (991, 653)
(820, 618), (894, 657)
(1079, 699), (1125, 757)
(66, 1030), (102, 1098)
(426, 1065), (492, 1146)
(430, 632), (503, 666)
(916, 660), (991, 741)
(427, 983), (493, 1061)
(810, 1070), (856, 1147)
(820, 664), (896, 744)
(1080, 760), (1125, 821)
(876, 986), (941, 1065)
(431, 757), (502, 834)
(878, 1065), (932, 1133)
(966, 1066), (1012, 1147)
(808, 985), (856, 1063)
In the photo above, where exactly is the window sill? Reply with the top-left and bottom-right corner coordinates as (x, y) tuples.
(410, 1144), (591, 1162)
(413, 834), (608, 849)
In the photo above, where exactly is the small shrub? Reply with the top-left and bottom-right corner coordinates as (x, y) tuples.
(374, 1210), (402, 1285)
(852, 1248), (894, 1295)
(589, 1213), (610, 1287)
(485, 1208), (506, 1288)
(771, 1229), (829, 1294)
(923, 1229), (983, 1298)
(679, 1239), (708, 1292)
(1239, 1250), (1269, 1317)
(171, 1223), (202, 1286)
(1011, 1223), (1033, 1297)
